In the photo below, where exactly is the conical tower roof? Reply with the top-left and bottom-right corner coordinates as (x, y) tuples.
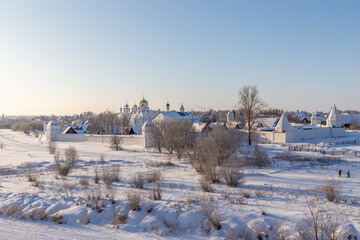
(326, 105), (342, 127)
(275, 113), (292, 132)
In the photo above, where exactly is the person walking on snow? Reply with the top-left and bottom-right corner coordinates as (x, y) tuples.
(338, 169), (342, 177)
(347, 170), (350, 178)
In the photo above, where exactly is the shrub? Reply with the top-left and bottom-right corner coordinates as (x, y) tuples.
(202, 202), (221, 230)
(222, 168), (244, 187)
(110, 164), (121, 182)
(252, 145), (270, 167)
(151, 183), (162, 200)
(146, 170), (163, 183)
(297, 199), (347, 240)
(94, 167), (100, 184)
(203, 165), (222, 183)
(0, 142), (3, 149)
(102, 170), (113, 189)
(199, 177), (213, 192)
(127, 192), (142, 211)
(110, 135), (122, 151)
(99, 154), (105, 164)
(28, 208), (47, 220)
(323, 178), (342, 202)
(53, 152), (73, 176)
(112, 211), (127, 228)
(6, 205), (23, 216)
(79, 177), (90, 188)
(130, 172), (145, 189)
(65, 146), (78, 167)
(23, 164), (37, 182)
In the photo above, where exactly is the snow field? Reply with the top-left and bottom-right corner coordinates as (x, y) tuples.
(0, 129), (360, 239)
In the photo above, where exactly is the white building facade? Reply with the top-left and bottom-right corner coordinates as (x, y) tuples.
(260, 105), (346, 143)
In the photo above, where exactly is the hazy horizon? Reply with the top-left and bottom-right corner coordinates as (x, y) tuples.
(1, 1), (359, 115)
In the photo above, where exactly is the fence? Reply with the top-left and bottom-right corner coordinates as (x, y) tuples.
(288, 140), (359, 157)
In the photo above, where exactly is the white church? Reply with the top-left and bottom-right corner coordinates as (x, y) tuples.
(119, 97), (189, 133)
(260, 105), (346, 143)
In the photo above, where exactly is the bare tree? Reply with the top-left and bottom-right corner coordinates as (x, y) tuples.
(163, 119), (196, 158)
(238, 85), (266, 145)
(65, 146), (78, 167)
(110, 135), (122, 151)
(120, 115), (130, 133)
(148, 121), (167, 153)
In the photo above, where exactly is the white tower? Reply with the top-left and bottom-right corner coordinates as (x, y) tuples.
(326, 105), (342, 128)
(275, 113), (292, 132)
(227, 111), (235, 122)
(45, 120), (61, 142)
(166, 102), (170, 112)
(311, 112), (321, 126)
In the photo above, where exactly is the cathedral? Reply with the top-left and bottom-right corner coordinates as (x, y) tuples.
(120, 97), (186, 133)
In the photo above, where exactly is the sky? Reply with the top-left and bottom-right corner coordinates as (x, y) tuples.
(0, 0), (359, 115)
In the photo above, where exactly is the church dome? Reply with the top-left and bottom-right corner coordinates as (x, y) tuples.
(139, 98), (148, 105)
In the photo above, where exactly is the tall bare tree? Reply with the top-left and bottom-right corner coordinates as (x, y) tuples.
(148, 121), (167, 153)
(238, 85), (266, 145)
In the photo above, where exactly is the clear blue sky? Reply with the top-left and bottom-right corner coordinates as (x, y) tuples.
(0, 0), (359, 115)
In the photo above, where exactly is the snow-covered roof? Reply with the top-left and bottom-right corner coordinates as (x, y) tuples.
(47, 120), (59, 126)
(153, 112), (201, 122)
(326, 105), (342, 127)
(275, 113), (292, 131)
(192, 123), (210, 132)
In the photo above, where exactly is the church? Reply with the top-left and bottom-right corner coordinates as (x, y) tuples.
(119, 97), (188, 134)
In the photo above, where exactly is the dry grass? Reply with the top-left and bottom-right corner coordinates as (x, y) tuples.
(130, 172), (145, 189)
(199, 177), (213, 192)
(202, 201), (221, 230)
(222, 168), (244, 187)
(146, 170), (163, 183)
(126, 192), (142, 211)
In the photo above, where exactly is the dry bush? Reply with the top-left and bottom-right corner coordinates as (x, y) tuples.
(28, 208), (47, 220)
(0, 142), (3, 149)
(110, 164), (121, 182)
(48, 142), (57, 155)
(145, 160), (174, 168)
(297, 198), (347, 240)
(127, 192), (142, 211)
(151, 182), (162, 200)
(162, 216), (180, 233)
(101, 170), (113, 189)
(79, 176), (90, 188)
(6, 205), (23, 216)
(222, 168), (244, 187)
(255, 189), (266, 197)
(130, 172), (145, 189)
(322, 178), (342, 202)
(65, 146), (78, 167)
(110, 135), (122, 151)
(60, 181), (76, 197)
(202, 201), (221, 230)
(203, 165), (222, 183)
(94, 166), (100, 184)
(146, 170), (163, 183)
(53, 152), (73, 176)
(23, 164), (37, 182)
(51, 212), (64, 224)
(112, 211), (127, 228)
(99, 153), (105, 164)
(199, 177), (213, 192)
(253, 145), (270, 167)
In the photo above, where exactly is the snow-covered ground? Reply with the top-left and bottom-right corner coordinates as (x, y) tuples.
(0, 129), (360, 239)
